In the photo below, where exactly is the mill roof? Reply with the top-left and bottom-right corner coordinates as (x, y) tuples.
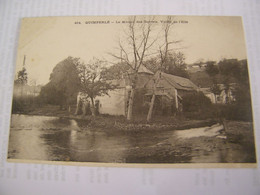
(154, 71), (199, 91)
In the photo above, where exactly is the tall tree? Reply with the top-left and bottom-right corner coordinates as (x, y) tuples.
(39, 82), (64, 106)
(14, 67), (28, 85)
(167, 52), (188, 77)
(147, 16), (180, 122)
(144, 51), (189, 78)
(218, 59), (240, 79)
(15, 55), (28, 85)
(109, 16), (157, 121)
(14, 67), (28, 97)
(77, 58), (117, 116)
(101, 62), (130, 80)
(205, 61), (219, 78)
(218, 59), (251, 105)
(40, 56), (81, 109)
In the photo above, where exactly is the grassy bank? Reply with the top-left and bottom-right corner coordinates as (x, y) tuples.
(13, 104), (219, 132)
(125, 120), (256, 163)
(12, 105), (256, 163)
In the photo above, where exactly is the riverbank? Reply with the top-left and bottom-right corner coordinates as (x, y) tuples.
(9, 114), (257, 163)
(124, 120), (256, 163)
(12, 105), (256, 163)
(14, 105), (218, 132)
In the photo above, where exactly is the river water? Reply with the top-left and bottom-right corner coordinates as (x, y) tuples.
(8, 114), (228, 164)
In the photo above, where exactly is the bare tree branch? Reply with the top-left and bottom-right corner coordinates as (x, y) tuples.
(107, 52), (133, 70)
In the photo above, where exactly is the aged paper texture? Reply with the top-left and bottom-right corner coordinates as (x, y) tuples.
(8, 16), (257, 167)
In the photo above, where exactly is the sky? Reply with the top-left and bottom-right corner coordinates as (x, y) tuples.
(15, 16), (247, 85)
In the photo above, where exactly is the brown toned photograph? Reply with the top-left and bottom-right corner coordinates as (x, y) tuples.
(7, 16), (256, 167)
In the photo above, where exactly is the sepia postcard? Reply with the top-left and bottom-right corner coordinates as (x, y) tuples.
(7, 15), (257, 168)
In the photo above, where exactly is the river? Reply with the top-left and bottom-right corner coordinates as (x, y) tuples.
(8, 114), (232, 164)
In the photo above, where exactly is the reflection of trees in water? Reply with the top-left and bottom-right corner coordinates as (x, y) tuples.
(69, 129), (131, 163)
(10, 115), (256, 163)
(42, 118), (129, 163)
(41, 130), (72, 161)
(36, 116), (194, 163)
(47, 118), (71, 129)
(40, 119), (97, 162)
(68, 127), (100, 162)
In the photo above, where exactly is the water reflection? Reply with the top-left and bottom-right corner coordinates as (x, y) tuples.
(8, 115), (59, 160)
(9, 114), (131, 163)
(8, 114), (240, 164)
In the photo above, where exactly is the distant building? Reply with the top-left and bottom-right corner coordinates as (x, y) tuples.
(200, 83), (236, 104)
(186, 63), (207, 73)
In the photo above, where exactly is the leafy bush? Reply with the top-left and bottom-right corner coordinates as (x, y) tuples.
(12, 95), (40, 113)
(214, 104), (252, 121)
(181, 91), (214, 120)
(12, 97), (25, 112)
(182, 91), (212, 112)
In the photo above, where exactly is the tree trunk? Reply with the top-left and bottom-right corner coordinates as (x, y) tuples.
(147, 94), (155, 122)
(82, 102), (87, 116)
(146, 72), (160, 122)
(175, 89), (178, 110)
(127, 88), (135, 121)
(90, 97), (96, 116)
(74, 93), (81, 115)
